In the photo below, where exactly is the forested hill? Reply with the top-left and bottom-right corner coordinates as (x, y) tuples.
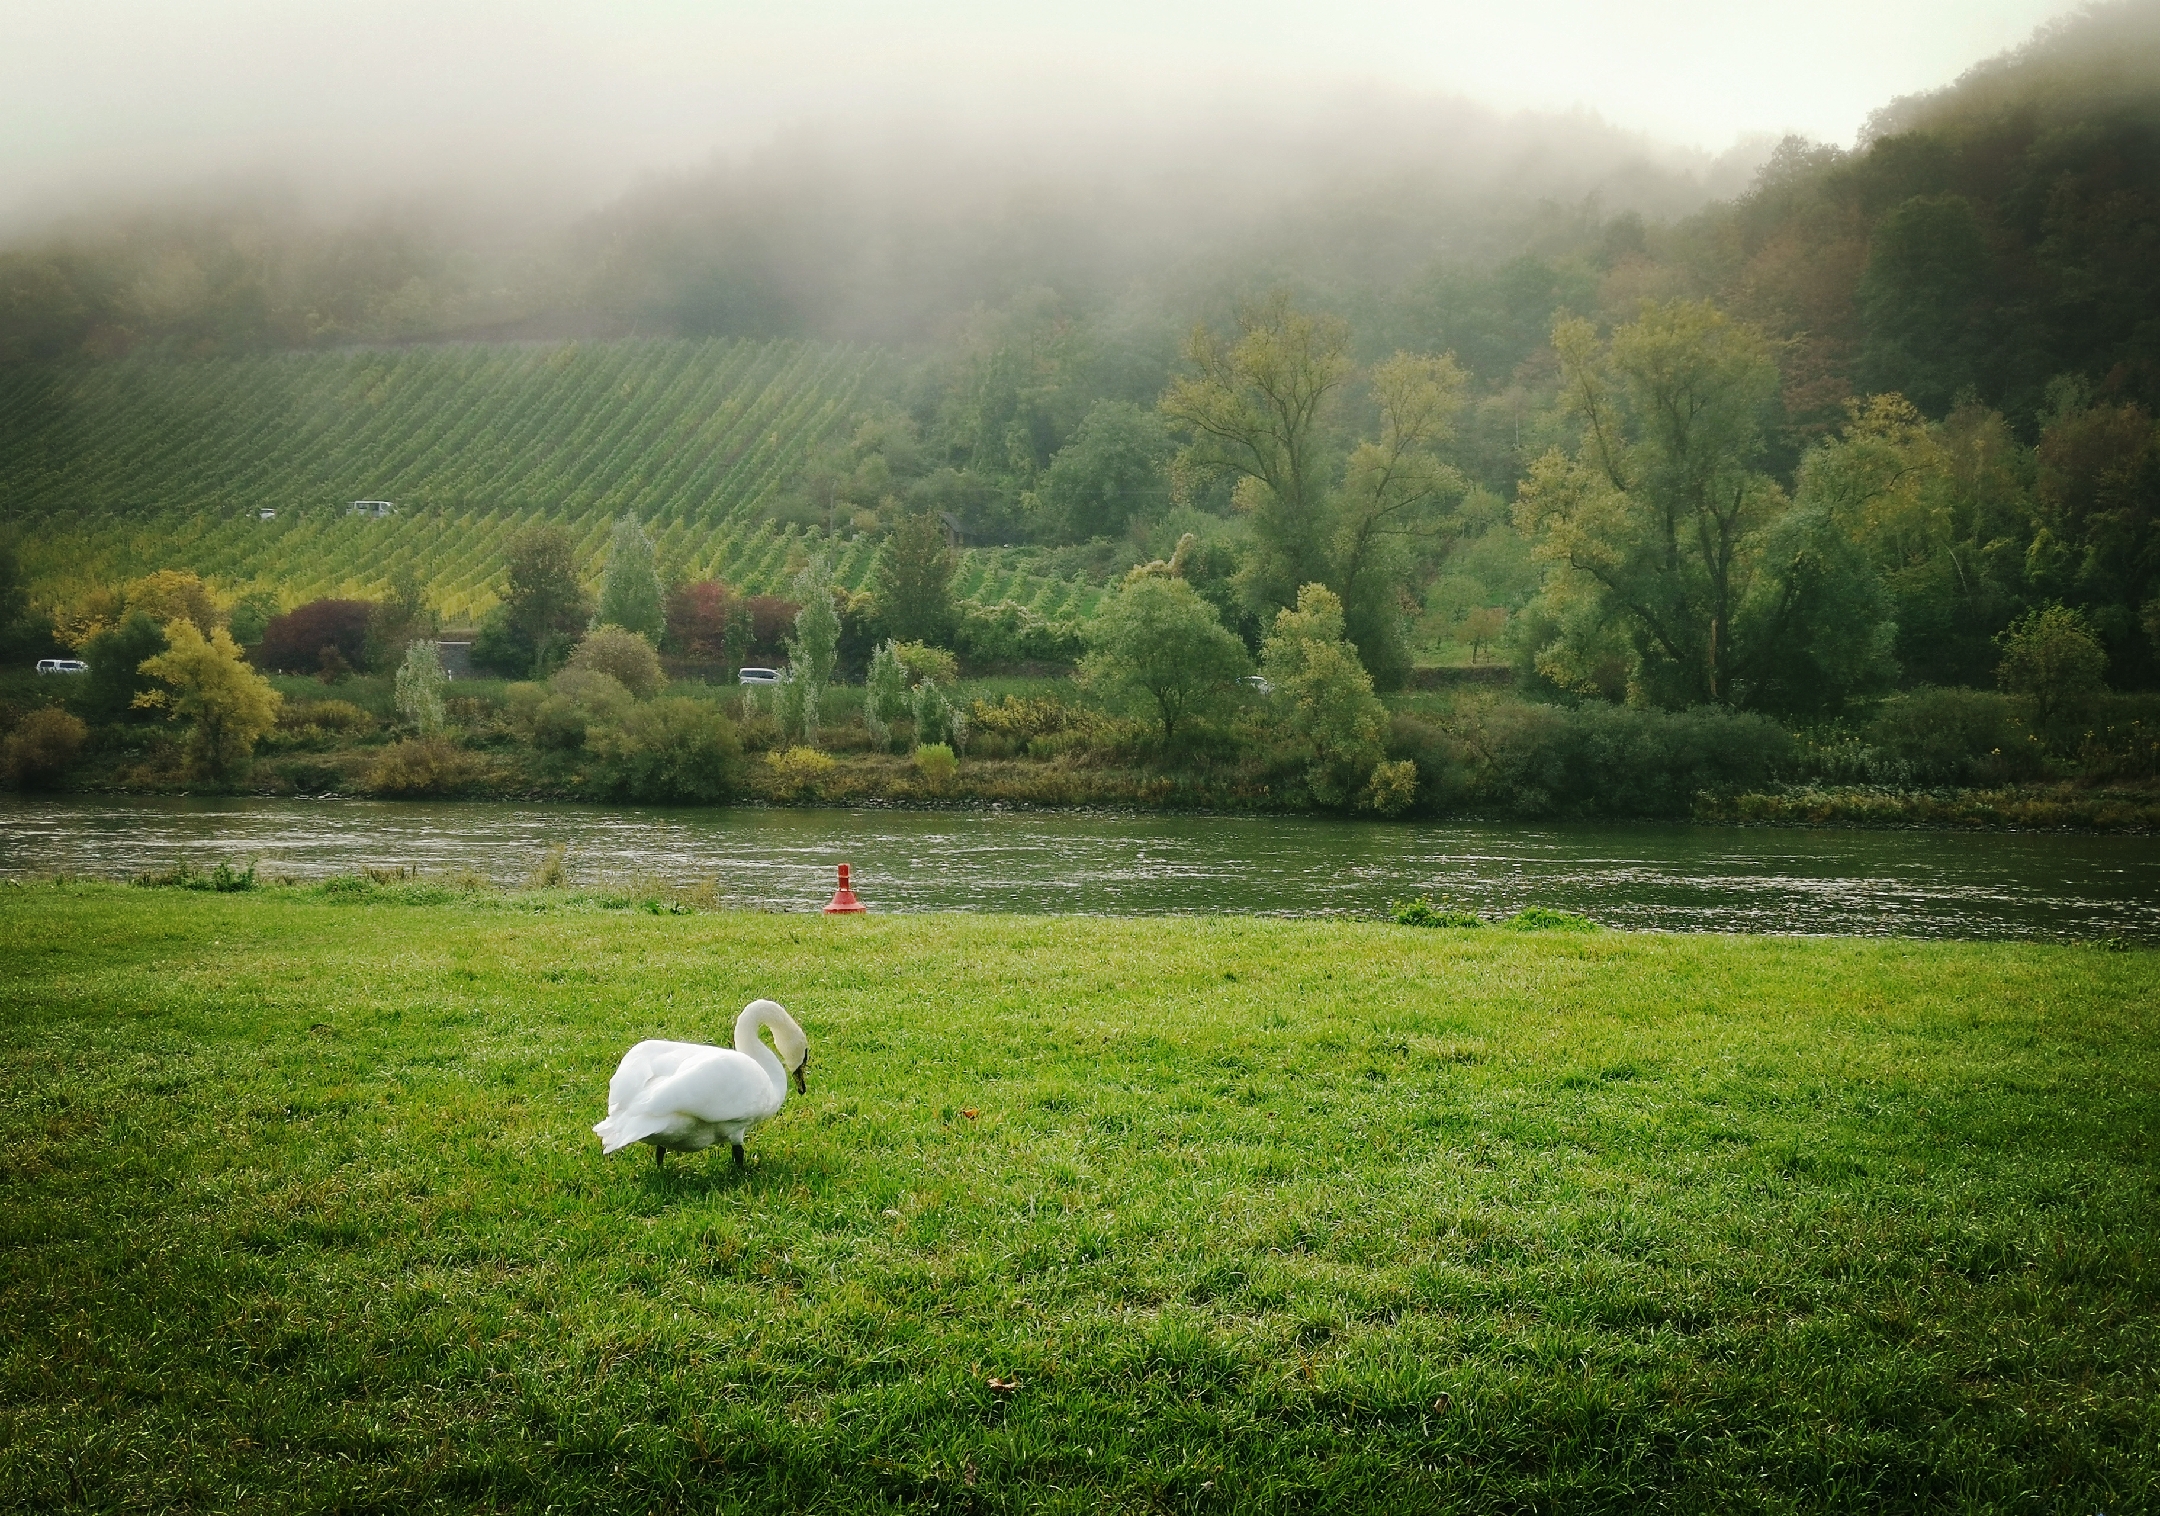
(1674, 0), (2160, 440)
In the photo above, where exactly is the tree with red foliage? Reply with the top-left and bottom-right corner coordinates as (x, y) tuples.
(663, 581), (754, 669)
(745, 596), (801, 662)
(255, 599), (374, 675)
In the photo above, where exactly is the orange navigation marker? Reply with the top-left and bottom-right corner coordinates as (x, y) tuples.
(823, 862), (867, 914)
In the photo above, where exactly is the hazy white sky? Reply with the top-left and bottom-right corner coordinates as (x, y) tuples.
(1, 0), (2088, 218)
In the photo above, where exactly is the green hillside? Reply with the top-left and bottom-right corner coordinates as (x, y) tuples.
(0, 339), (1105, 626)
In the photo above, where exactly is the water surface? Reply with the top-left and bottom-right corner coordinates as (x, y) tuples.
(3, 796), (2153, 942)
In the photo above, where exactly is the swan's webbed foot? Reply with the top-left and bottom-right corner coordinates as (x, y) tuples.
(732, 1142), (746, 1170)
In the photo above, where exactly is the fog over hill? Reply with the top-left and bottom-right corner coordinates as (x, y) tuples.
(0, 0), (2089, 357)
(0, 90), (1772, 358)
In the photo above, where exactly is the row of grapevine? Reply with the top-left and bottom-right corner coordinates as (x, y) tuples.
(0, 340), (885, 613)
(0, 339), (1121, 629)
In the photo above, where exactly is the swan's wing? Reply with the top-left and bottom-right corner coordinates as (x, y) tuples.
(607, 1039), (722, 1115)
(620, 1048), (781, 1126)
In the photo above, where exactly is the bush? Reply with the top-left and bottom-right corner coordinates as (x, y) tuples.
(766, 744), (839, 800)
(280, 699), (373, 735)
(1391, 896), (1481, 927)
(1502, 907), (1599, 932)
(275, 759), (343, 793)
(1366, 758), (1419, 816)
(892, 642), (960, 686)
(263, 697), (375, 752)
(256, 599), (374, 675)
(2, 707), (87, 788)
(131, 860), (256, 891)
(954, 600), (1086, 667)
(590, 698), (743, 803)
(1454, 700), (1792, 817)
(1865, 687), (2041, 786)
(914, 742), (959, 787)
(967, 694), (1109, 759)
(533, 668), (635, 751)
(566, 625), (665, 699)
(364, 737), (487, 797)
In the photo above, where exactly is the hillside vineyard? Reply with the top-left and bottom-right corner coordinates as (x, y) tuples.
(0, 339), (1107, 626)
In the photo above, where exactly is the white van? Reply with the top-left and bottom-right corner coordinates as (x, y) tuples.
(36, 659), (88, 675)
(737, 666), (781, 685)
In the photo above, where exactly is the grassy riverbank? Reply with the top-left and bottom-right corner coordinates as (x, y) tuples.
(3, 884), (2157, 1512)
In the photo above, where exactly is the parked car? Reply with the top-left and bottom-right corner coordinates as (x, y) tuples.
(1243, 674), (1272, 694)
(36, 658), (89, 675)
(737, 666), (782, 685)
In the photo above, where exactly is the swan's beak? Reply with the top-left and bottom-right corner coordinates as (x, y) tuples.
(793, 1059), (808, 1096)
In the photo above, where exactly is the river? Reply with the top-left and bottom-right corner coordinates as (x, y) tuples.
(2, 795), (2154, 942)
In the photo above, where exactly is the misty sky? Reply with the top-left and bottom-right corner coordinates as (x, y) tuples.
(4, 0), (2087, 221)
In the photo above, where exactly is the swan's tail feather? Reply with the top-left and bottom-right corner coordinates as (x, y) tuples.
(594, 1113), (675, 1154)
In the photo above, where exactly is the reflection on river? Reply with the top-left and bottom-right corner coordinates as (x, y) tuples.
(2, 796), (2154, 942)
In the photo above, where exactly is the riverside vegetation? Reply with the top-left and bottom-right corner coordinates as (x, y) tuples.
(7, 10), (2160, 826)
(0, 546), (2155, 827)
(1, 880), (2154, 1512)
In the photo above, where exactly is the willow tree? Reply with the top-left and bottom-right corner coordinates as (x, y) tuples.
(1514, 300), (1894, 714)
(1161, 291), (1465, 687)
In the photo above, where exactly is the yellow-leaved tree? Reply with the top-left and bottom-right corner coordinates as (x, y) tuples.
(137, 621), (282, 780)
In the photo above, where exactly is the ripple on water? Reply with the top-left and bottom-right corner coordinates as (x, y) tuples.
(1, 795), (2153, 943)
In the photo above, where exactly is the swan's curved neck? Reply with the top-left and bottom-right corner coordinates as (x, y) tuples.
(733, 1005), (789, 1098)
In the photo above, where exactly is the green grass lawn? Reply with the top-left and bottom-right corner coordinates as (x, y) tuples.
(3, 883), (2156, 1513)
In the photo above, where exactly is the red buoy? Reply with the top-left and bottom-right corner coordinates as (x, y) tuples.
(823, 862), (867, 914)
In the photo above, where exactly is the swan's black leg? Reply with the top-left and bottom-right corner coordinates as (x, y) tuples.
(732, 1142), (746, 1170)
(654, 1145), (666, 1171)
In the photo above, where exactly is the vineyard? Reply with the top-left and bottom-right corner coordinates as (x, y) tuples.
(0, 340), (1111, 627)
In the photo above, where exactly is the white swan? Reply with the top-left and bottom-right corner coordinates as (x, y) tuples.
(594, 999), (809, 1169)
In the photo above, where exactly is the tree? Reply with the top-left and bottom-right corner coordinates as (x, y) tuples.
(136, 620), (282, 780)
(120, 570), (222, 638)
(786, 555), (842, 747)
(2029, 397), (2159, 685)
(1329, 352), (1469, 682)
(81, 612), (169, 722)
(1079, 573), (1249, 749)
(1856, 194), (1989, 416)
(1260, 584), (1388, 806)
(566, 625), (665, 699)
(365, 567), (439, 672)
(1997, 602), (2106, 732)
(1462, 606), (1508, 663)
(664, 581), (753, 671)
(256, 599), (373, 675)
(393, 640), (448, 734)
(226, 589), (282, 649)
(1795, 395), (2028, 687)
(874, 513), (958, 646)
(1515, 300), (1896, 713)
(1162, 291), (1351, 610)
(3, 707), (88, 789)
(1161, 292), (1466, 685)
(864, 639), (908, 751)
(1039, 400), (1172, 541)
(595, 516), (666, 642)
(492, 524), (593, 675)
